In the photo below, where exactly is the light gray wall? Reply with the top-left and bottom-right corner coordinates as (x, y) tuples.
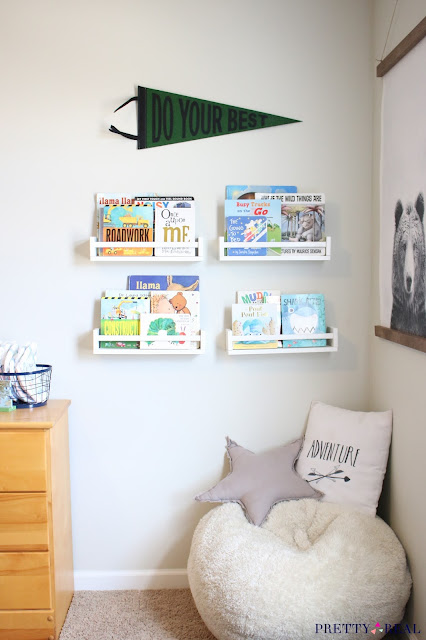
(0, 0), (373, 581)
(371, 0), (426, 633)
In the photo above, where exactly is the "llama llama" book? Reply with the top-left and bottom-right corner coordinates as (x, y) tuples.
(97, 194), (154, 257)
(128, 275), (199, 291)
(280, 294), (326, 348)
(231, 303), (281, 349)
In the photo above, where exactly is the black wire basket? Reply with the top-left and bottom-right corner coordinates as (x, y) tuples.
(0, 364), (52, 408)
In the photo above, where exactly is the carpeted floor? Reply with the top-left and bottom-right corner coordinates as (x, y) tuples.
(59, 589), (215, 640)
(59, 589), (410, 640)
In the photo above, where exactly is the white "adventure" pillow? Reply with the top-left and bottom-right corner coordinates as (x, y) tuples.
(296, 401), (392, 515)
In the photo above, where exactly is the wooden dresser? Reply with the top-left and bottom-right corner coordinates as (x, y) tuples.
(0, 400), (74, 640)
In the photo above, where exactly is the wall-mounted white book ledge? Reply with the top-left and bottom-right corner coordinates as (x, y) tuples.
(93, 329), (206, 355)
(225, 327), (338, 355)
(219, 237), (331, 261)
(89, 237), (203, 262)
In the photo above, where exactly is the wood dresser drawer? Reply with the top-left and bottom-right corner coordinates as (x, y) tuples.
(0, 432), (47, 492)
(0, 400), (73, 639)
(0, 610), (55, 640)
(0, 494), (48, 551)
(0, 552), (51, 609)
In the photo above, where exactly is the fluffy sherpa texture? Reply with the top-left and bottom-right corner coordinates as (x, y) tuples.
(188, 500), (411, 640)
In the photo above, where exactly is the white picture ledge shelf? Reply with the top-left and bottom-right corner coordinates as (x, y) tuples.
(226, 327), (338, 355)
(93, 329), (205, 355)
(219, 236), (331, 261)
(89, 237), (203, 262)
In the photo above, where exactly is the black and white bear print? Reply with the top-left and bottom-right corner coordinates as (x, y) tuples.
(391, 192), (426, 336)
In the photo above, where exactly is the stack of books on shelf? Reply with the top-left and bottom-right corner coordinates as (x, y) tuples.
(99, 275), (200, 350)
(97, 193), (195, 257)
(224, 185), (326, 256)
(231, 290), (327, 349)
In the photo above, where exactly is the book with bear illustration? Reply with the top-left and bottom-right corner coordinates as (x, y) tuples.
(231, 303), (281, 349)
(280, 294), (326, 348)
(150, 291), (200, 348)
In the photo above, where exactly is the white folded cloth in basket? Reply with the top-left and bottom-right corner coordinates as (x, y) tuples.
(0, 342), (46, 404)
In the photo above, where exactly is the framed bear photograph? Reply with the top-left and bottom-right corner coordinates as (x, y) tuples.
(375, 17), (426, 353)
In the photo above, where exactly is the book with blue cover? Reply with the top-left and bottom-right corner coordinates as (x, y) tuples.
(226, 216), (267, 256)
(224, 199), (281, 256)
(128, 275), (199, 291)
(225, 185), (297, 200)
(280, 294), (326, 348)
(231, 303), (281, 349)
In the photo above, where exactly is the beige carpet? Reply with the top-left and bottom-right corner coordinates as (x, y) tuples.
(59, 589), (216, 640)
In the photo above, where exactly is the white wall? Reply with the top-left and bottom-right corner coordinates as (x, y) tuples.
(0, 0), (373, 583)
(371, 0), (426, 633)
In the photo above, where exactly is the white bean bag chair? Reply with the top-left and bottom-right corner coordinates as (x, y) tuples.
(188, 499), (411, 640)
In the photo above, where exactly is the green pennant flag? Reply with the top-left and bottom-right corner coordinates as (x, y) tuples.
(109, 86), (301, 149)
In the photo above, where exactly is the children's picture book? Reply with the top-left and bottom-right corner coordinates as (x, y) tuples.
(139, 314), (193, 350)
(100, 296), (150, 348)
(150, 291), (200, 348)
(256, 193), (325, 252)
(97, 194), (154, 257)
(237, 290), (280, 304)
(224, 199), (281, 256)
(105, 290), (151, 298)
(154, 200), (195, 257)
(280, 294), (326, 348)
(128, 275), (200, 291)
(0, 380), (15, 412)
(226, 216), (267, 256)
(231, 303), (281, 349)
(226, 185), (297, 200)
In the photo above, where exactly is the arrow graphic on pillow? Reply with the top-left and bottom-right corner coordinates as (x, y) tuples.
(307, 467), (351, 483)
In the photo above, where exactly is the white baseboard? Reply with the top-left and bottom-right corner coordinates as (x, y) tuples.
(74, 569), (189, 590)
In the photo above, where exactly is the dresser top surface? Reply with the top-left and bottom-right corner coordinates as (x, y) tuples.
(0, 399), (71, 429)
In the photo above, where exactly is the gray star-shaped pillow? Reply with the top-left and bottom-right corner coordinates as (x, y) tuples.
(195, 437), (322, 526)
